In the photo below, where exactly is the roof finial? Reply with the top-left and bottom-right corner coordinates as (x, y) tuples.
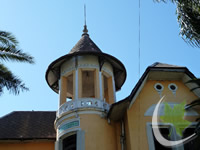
(82, 4), (88, 36)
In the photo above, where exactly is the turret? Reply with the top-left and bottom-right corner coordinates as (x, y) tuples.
(46, 26), (126, 150)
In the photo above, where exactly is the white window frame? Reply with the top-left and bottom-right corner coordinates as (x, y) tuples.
(146, 122), (184, 150)
(56, 130), (85, 150)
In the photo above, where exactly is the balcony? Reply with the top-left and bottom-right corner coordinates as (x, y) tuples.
(57, 98), (110, 118)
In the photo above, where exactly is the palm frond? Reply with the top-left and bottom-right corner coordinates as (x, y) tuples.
(177, 1), (200, 47)
(155, 0), (200, 47)
(0, 31), (34, 96)
(0, 31), (18, 47)
(0, 46), (34, 64)
(0, 63), (29, 95)
(0, 31), (34, 64)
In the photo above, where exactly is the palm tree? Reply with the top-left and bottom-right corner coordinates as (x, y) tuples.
(0, 31), (34, 95)
(155, 0), (200, 47)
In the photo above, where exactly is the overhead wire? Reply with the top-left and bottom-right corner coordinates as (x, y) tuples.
(138, 0), (141, 78)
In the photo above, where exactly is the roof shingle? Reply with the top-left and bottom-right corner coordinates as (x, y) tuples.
(0, 111), (56, 140)
(69, 34), (102, 54)
(46, 29), (127, 93)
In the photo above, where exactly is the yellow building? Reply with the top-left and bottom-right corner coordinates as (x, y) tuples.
(0, 26), (200, 150)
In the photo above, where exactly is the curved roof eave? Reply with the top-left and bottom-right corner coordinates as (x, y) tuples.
(45, 38), (127, 94)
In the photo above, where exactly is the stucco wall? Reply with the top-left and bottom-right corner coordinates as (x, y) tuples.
(0, 141), (55, 150)
(114, 122), (121, 150)
(126, 80), (199, 150)
(80, 114), (117, 150)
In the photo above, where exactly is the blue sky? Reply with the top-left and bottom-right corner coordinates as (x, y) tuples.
(0, 0), (199, 117)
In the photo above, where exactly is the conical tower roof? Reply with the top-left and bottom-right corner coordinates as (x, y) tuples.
(46, 27), (126, 93)
(69, 33), (102, 54)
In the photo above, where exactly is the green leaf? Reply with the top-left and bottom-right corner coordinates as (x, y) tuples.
(160, 101), (191, 137)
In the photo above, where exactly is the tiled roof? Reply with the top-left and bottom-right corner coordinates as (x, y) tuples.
(0, 111), (56, 140)
(46, 28), (127, 93)
(69, 34), (102, 54)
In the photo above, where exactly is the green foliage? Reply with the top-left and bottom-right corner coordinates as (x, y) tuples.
(0, 31), (34, 64)
(155, 0), (200, 47)
(0, 64), (28, 95)
(0, 31), (34, 95)
(160, 101), (191, 137)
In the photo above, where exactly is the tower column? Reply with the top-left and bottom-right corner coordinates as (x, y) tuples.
(99, 71), (103, 100)
(75, 69), (79, 99)
(112, 76), (116, 102)
(94, 69), (100, 99)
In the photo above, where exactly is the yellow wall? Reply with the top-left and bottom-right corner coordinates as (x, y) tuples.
(126, 80), (199, 150)
(114, 122), (121, 150)
(0, 141), (54, 150)
(57, 112), (119, 150)
(80, 114), (117, 150)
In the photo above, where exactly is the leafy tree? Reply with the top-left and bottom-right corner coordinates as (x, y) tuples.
(156, 0), (200, 47)
(0, 31), (34, 95)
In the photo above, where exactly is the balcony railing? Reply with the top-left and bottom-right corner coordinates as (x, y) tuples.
(57, 98), (110, 118)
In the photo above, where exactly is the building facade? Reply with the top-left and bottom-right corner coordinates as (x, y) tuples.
(0, 26), (200, 150)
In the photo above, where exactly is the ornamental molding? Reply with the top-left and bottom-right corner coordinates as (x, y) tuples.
(56, 98), (110, 118)
(55, 110), (106, 128)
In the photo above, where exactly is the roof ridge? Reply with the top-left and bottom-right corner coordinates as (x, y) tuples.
(0, 111), (56, 119)
(150, 62), (185, 68)
(150, 62), (160, 67)
(0, 111), (15, 119)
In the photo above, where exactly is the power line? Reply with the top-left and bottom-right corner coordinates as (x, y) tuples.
(138, 0), (141, 78)
(84, 4), (87, 26)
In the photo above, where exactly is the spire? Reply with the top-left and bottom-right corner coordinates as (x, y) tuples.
(82, 25), (88, 35)
(82, 4), (88, 36)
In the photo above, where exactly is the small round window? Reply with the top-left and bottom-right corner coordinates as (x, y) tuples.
(168, 83), (177, 92)
(154, 83), (164, 92)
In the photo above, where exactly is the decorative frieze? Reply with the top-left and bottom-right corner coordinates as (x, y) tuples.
(57, 98), (110, 118)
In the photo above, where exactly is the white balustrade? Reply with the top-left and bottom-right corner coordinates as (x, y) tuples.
(57, 98), (110, 117)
